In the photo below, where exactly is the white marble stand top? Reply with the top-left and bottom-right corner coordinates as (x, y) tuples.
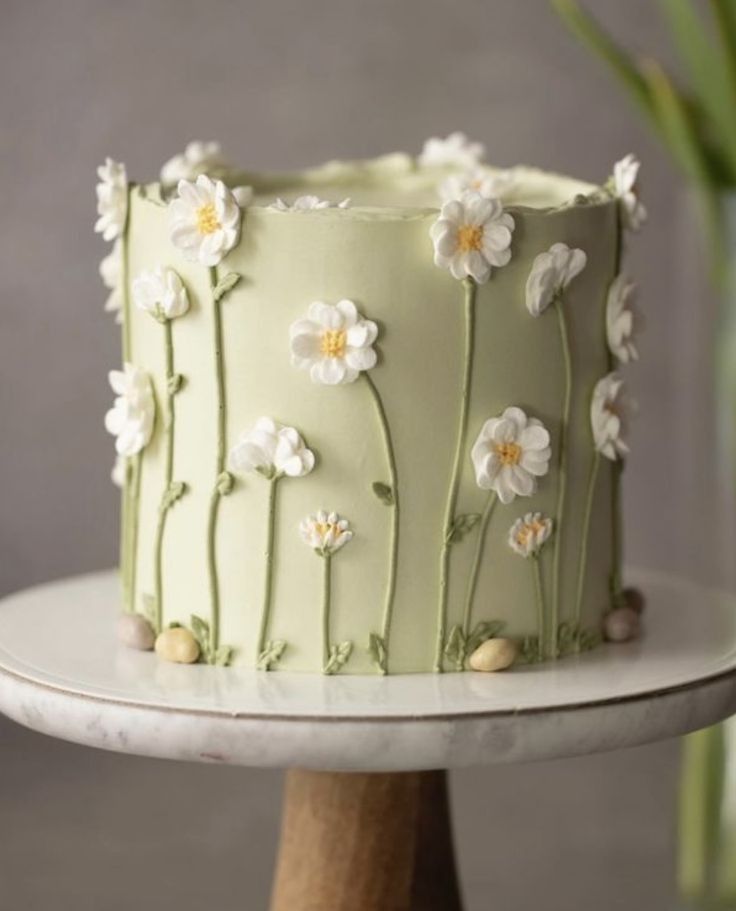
(0, 568), (734, 771)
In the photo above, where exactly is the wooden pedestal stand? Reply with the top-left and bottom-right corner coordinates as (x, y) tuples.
(271, 770), (462, 911)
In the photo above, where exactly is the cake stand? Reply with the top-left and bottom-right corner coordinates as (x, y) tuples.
(0, 568), (735, 910)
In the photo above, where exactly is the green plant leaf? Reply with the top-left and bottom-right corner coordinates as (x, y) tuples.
(160, 481), (187, 512)
(659, 0), (736, 179)
(216, 471), (235, 496)
(213, 272), (242, 303)
(446, 513), (481, 544)
(371, 481), (394, 506)
(443, 624), (467, 670)
(257, 640), (286, 671)
(466, 619), (505, 655)
(367, 633), (387, 673)
(552, 0), (656, 119)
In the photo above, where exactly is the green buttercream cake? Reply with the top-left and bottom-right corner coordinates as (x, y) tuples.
(98, 134), (644, 674)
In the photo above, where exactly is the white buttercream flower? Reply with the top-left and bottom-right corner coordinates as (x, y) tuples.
(160, 141), (229, 186)
(508, 512), (553, 558)
(300, 511), (353, 556)
(439, 167), (515, 203)
(105, 363), (155, 457)
(228, 417), (315, 480)
(471, 407), (552, 505)
(168, 175), (242, 266)
(132, 266), (190, 321)
(269, 195), (351, 212)
(95, 158), (128, 242)
(606, 273), (640, 363)
(111, 455), (127, 488)
(290, 299), (378, 385)
(419, 132), (485, 168)
(612, 154), (646, 231)
(591, 372), (631, 460)
(525, 243), (587, 317)
(100, 239), (123, 323)
(430, 191), (514, 284)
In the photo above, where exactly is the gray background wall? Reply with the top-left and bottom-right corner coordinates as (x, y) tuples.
(0, 1), (717, 908)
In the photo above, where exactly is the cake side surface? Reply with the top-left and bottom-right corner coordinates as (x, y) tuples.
(107, 155), (628, 674)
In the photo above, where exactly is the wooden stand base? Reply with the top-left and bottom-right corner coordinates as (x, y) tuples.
(270, 769), (463, 911)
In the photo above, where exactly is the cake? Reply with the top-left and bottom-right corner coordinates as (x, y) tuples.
(98, 134), (644, 674)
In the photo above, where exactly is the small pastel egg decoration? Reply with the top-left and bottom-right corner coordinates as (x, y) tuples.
(603, 606), (641, 643)
(469, 637), (518, 672)
(117, 613), (155, 651)
(155, 626), (200, 664)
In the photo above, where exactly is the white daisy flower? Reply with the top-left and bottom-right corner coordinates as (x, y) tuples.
(612, 154), (646, 231)
(95, 158), (128, 242)
(228, 417), (315, 480)
(591, 372), (631, 460)
(269, 195), (351, 212)
(606, 273), (640, 363)
(168, 175), (242, 267)
(100, 239), (123, 323)
(508, 512), (553, 558)
(419, 132), (485, 168)
(104, 363), (155, 457)
(430, 191), (515, 284)
(290, 299), (378, 385)
(438, 167), (515, 203)
(132, 266), (190, 321)
(471, 407), (552, 505)
(300, 511), (353, 556)
(525, 243), (587, 317)
(160, 141), (229, 186)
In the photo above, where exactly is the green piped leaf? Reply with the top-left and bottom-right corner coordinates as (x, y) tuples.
(444, 624), (467, 671)
(466, 619), (505, 656)
(324, 641), (353, 675)
(190, 614), (211, 659)
(167, 373), (184, 395)
(517, 636), (544, 665)
(446, 513), (481, 544)
(160, 481), (187, 512)
(367, 633), (387, 673)
(257, 639), (287, 671)
(371, 482), (394, 505)
(215, 645), (234, 667)
(213, 272), (242, 303)
(216, 471), (235, 495)
(141, 593), (158, 628)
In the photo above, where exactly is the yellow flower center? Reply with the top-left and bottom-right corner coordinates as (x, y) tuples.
(516, 519), (546, 549)
(320, 329), (347, 359)
(494, 442), (522, 466)
(315, 521), (340, 539)
(196, 202), (220, 235)
(457, 224), (484, 253)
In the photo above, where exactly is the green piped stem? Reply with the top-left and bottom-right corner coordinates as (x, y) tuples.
(153, 319), (176, 632)
(610, 459), (623, 600)
(128, 452), (142, 612)
(532, 555), (545, 661)
(206, 265), (227, 653)
(321, 553), (332, 673)
(256, 476), (280, 665)
(461, 491), (497, 639)
(573, 450), (601, 641)
(119, 459), (131, 610)
(550, 294), (572, 659)
(121, 187), (132, 363)
(364, 373), (399, 674)
(435, 277), (477, 673)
